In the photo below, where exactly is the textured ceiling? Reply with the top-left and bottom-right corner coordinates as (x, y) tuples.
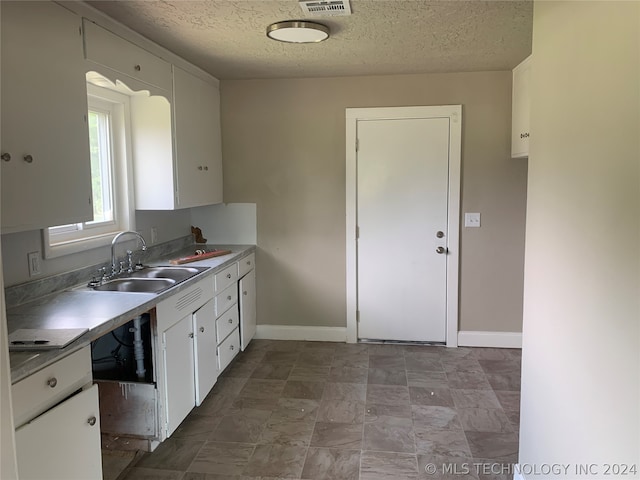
(86, 0), (533, 80)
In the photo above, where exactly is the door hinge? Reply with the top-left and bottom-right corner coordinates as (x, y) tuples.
(356, 310), (360, 323)
(356, 226), (360, 239)
(355, 138), (359, 152)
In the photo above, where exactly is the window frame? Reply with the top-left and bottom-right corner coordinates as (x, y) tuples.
(43, 84), (135, 259)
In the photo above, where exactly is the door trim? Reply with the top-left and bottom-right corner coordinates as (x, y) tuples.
(345, 106), (462, 347)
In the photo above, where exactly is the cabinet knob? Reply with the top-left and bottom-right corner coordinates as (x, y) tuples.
(199, 326), (205, 333)
(1, 153), (11, 162)
(230, 345), (234, 351)
(227, 295), (232, 300)
(243, 291), (248, 296)
(134, 64), (141, 71)
(188, 332), (194, 338)
(226, 273), (232, 279)
(198, 165), (203, 171)
(228, 318), (233, 324)
(47, 377), (57, 388)
(204, 166), (209, 171)
(87, 416), (97, 426)
(247, 260), (251, 265)
(23, 154), (33, 163)
(436, 246), (447, 254)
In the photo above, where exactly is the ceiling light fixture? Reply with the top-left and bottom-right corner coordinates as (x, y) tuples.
(266, 20), (330, 43)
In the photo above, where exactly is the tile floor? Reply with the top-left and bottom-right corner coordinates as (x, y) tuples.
(119, 340), (521, 480)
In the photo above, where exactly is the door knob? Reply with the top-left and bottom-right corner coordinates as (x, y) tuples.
(436, 246), (448, 254)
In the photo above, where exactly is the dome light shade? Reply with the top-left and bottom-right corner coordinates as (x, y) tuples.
(267, 21), (329, 43)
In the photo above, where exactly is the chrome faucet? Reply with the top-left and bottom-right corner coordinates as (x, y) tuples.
(111, 231), (147, 276)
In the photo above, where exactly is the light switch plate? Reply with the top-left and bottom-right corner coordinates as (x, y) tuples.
(465, 212), (481, 228)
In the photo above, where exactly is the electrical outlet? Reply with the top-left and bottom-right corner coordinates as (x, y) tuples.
(465, 212), (481, 228)
(150, 227), (158, 244)
(28, 251), (42, 277)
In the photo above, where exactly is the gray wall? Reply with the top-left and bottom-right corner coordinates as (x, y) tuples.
(519, 1), (639, 473)
(1, 209), (192, 286)
(221, 71), (528, 333)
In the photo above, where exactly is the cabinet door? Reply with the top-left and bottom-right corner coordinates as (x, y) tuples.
(15, 385), (102, 480)
(511, 55), (531, 158)
(173, 66), (223, 208)
(193, 299), (218, 406)
(239, 269), (257, 351)
(1, 1), (92, 233)
(162, 314), (195, 437)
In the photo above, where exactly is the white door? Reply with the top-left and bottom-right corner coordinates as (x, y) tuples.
(15, 385), (102, 480)
(357, 116), (451, 342)
(163, 314), (195, 436)
(239, 269), (257, 350)
(193, 299), (218, 406)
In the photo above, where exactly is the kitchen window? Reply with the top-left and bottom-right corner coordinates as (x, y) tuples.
(44, 84), (134, 258)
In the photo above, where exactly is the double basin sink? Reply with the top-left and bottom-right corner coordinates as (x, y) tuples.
(92, 266), (208, 294)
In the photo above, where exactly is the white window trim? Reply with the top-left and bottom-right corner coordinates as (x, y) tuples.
(43, 84), (135, 259)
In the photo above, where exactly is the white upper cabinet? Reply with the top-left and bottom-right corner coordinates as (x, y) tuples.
(1, 1), (93, 233)
(82, 19), (223, 210)
(173, 66), (223, 208)
(83, 19), (172, 92)
(511, 55), (532, 158)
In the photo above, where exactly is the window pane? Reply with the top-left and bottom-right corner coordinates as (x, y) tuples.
(88, 109), (114, 224)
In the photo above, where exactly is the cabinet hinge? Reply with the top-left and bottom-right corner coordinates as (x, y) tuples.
(355, 138), (359, 152)
(356, 310), (360, 323)
(356, 226), (360, 239)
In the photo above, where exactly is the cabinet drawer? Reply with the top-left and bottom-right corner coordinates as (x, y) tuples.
(12, 347), (92, 428)
(215, 283), (238, 317)
(83, 20), (172, 91)
(238, 253), (255, 278)
(157, 275), (214, 332)
(215, 264), (238, 292)
(217, 328), (239, 372)
(216, 306), (239, 344)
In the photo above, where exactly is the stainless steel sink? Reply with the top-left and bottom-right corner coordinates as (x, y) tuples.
(93, 278), (176, 293)
(129, 266), (208, 283)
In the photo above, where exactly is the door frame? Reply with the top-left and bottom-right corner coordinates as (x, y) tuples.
(345, 105), (462, 347)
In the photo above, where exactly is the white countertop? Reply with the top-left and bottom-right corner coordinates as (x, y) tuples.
(7, 245), (255, 384)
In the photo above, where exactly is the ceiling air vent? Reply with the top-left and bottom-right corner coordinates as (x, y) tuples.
(299, 0), (352, 17)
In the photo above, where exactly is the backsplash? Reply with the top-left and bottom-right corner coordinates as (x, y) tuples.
(4, 235), (194, 308)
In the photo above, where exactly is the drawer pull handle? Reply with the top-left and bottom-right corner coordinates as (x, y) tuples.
(243, 291), (248, 296)
(226, 273), (232, 279)
(228, 318), (233, 324)
(247, 260), (251, 265)
(47, 377), (57, 388)
(134, 64), (141, 71)
(189, 332), (194, 338)
(230, 345), (234, 351)
(1, 153), (11, 162)
(87, 416), (97, 426)
(200, 326), (205, 333)
(23, 154), (33, 164)
(227, 295), (232, 301)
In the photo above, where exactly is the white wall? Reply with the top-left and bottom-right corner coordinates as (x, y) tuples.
(519, 1), (639, 477)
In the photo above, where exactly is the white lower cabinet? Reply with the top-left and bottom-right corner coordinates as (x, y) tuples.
(193, 299), (218, 406)
(15, 385), (101, 480)
(162, 313), (196, 437)
(12, 346), (101, 480)
(156, 275), (216, 438)
(239, 267), (257, 351)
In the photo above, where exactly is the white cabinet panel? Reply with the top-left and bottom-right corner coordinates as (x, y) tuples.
(83, 19), (172, 91)
(193, 299), (218, 406)
(162, 314), (195, 437)
(239, 268), (257, 351)
(173, 66), (223, 208)
(216, 305), (239, 344)
(217, 328), (240, 372)
(1, 1), (92, 233)
(512, 55), (531, 158)
(215, 263), (238, 293)
(15, 385), (102, 480)
(215, 283), (238, 317)
(238, 253), (255, 278)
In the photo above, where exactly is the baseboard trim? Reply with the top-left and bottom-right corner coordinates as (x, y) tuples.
(255, 325), (347, 342)
(457, 331), (522, 349)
